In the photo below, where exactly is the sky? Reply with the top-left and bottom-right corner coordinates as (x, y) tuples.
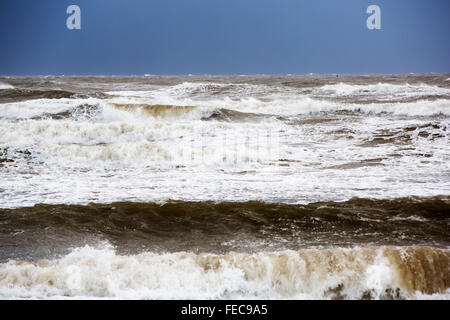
(0, 0), (449, 75)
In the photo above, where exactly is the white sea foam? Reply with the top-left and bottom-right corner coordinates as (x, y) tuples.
(232, 97), (450, 116)
(0, 98), (103, 119)
(0, 118), (280, 167)
(0, 245), (447, 300)
(0, 107), (449, 208)
(0, 82), (14, 90)
(316, 82), (450, 98)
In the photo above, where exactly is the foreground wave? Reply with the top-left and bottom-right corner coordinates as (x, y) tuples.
(1, 197), (448, 262)
(0, 245), (448, 299)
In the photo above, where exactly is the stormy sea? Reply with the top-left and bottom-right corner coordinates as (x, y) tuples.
(0, 74), (449, 299)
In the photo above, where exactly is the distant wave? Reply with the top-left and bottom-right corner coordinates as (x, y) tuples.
(0, 88), (108, 104)
(0, 88), (75, 103)
(0, 82), (14, 90)
(316, 82), (450, 96)
(1, 97), (449, 121)
(0, 98), (102, 119)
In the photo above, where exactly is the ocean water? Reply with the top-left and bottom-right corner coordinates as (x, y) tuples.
(0, 74), (449, 299)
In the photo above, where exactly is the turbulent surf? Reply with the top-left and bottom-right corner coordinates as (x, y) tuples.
(0, 74), (449, 299)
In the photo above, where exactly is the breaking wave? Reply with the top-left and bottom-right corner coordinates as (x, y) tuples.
(0, 98), (102, 120)
(110, 103), (206, 120)
(0, 245), (448, 299)
(106, 95), (450, 117)
(315, 82), (450, 99)
(1, 97), (449, 122)
(0, 83), (15, 90)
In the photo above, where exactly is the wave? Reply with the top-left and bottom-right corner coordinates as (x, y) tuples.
(111, 103), (201, 119)
(105, 82), (278, 101)
(108, 96), (450, 117)
(357, 122), (449, 147)
(0, 99), (252, 122)
(202, 108), (270, 122)
(1, 95), (449, 122)
(102, 81), (450, 116)
(0, 88), (75, 103)
(0, 88), (108, 104)
(0, 116), (281, 166)
(107, 81), (450, 100)
(1, 196), (447, 229)
(316, 82), (450, 97)
(147, 81), (283, 98)
(0, 197), (448, 257)
(105, 88), (450, 116)
(0, 83), (14, 90)
(233, 98), (450, 117)
(0, 245), (448, 299)
(0, 98), (103, 120)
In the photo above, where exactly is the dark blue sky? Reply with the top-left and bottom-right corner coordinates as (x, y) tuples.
(0, 0), (449, 75)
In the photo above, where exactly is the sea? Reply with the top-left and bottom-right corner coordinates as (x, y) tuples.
(0, 74), (449, 299)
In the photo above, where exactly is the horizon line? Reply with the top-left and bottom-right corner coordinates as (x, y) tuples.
(1, 72), (449, 77)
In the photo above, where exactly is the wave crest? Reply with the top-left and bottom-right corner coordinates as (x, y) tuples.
(0, 245), (448, 299)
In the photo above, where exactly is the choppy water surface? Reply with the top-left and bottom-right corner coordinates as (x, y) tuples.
(0, 74), (449, 299)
